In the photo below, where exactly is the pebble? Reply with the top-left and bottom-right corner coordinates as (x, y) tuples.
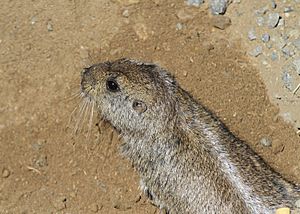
(2, 168), (11, 178)
(278, 18), (285, 27)
(248, 29), (257, 41)
(284, 6), (293, 13)
(271, 52), (278, 61)
(34, 154), (48, 168)
(249, 46), (263, 57)
(261, 33), (270, 42)
(47, 21), (53, 32)
(122, 9), (129, 18)
(260, 138), (272, 147)
(292, 38), (300, 50)
(270, 0), (277, 9)
(296, 199), (300, 208)
(267, 13), (280, 28)
(281, 47), (294, 57)
(282, 71), (293, 91)
(211, 15), (231, 30)
(186, 0), (204, 7)
(176, 23), (183, 30)
(293, 59), (300, 75)
(210, 0), (228, 15)
(256, 17), (265, 26)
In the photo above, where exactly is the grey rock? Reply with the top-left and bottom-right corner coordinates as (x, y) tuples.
(296, 199), (300, 208)
(284, 6), (293, 13)
(282, 71), (293, 91)
(271, 52), (278, 61)
(267, 13), (280, 28)
(186, 0), (204, 6)
(270, 0), (277, 9)
(210, 0), (228, 15)
(292, 38), (300, 50)
(256, 17), (265, 26)
(260, 138), (272, 147)
(249, 46), (263, 57)
(248, 29), (257, 41)
(293, 59), (300, 75)
(281, 47), (295, 57)
(278, 18), (285, 27)
(261, 33), (270, 42)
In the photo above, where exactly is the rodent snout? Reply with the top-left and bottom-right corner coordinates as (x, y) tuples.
(81, 67), (97, 89)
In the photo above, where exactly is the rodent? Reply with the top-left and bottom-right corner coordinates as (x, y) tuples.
(80, 58), (300, 214)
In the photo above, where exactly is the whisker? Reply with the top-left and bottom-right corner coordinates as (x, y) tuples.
(73, 99), (88, 134)
(67, 97), (84, 129)
(78, 98), (91, 133)
(87, 99), (95, 138)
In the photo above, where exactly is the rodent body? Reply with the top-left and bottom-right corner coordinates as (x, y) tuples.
(80, 58), (300, 213)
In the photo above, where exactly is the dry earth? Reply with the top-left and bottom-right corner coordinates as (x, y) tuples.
(0, 0), (299, 213)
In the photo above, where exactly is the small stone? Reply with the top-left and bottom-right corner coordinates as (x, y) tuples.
(186, 0), (204, 7)
(282, 71), (293, 91)
(292, 59), (300, 75)
(233, 0), (241, 3)
(278, 18), (285, 27)
(211, 15), (231, 30)
(281, 47), (295, 57)
(267, 13), (280, 28)
(210, 0), (228, 15)
(122, 9), (129, 17)
(47, 21), (53, 32)
(270, 0), (277, 9)
(284, 6), (293, 13)
(31, 16), (37, 25)
(261, 33), (270, 42)
(272, 144), (285, 154)
(292, 38), (300, 50)
(249, 46), (263, 57)
(260, 138), (272, 147)
(2, 168), (10, 178)
(256, 17), (265, 26)
(296, 199), (300, 208)
(176, 23), (183, 30)
(271, 52), (278, 61)
(248, 29), (256, 41)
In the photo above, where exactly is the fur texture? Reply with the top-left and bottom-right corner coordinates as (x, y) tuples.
(80, 58), (300, 213)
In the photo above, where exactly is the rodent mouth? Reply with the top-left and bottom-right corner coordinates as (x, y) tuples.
(80, 84), (95, 101)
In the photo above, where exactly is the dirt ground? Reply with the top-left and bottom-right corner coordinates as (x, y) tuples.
(0, 0), (299, 213)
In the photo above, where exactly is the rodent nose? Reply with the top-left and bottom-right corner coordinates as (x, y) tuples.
(81, 67), (96, 88)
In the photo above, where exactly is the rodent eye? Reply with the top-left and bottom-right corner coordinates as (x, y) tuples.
(106, 79), (120, 92)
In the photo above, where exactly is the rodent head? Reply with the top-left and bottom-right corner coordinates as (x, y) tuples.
(81, 58), (177, 136)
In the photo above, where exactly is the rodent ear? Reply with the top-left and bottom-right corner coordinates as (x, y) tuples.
(132, 100), (147, 114)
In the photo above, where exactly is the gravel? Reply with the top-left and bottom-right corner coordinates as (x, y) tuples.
(267, 13), (280, 28)
(248, 29), (257, 41)
(261, 33), (270, 43)
(210, 0), (228, 15)
(186, 0), (204, 7)
(260, 138), (272, 147)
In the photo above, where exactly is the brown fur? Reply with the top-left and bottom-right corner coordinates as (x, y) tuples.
(80, 58), (300, 213)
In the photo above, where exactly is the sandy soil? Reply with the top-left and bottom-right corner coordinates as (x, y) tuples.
(0, 0), (299, 213)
